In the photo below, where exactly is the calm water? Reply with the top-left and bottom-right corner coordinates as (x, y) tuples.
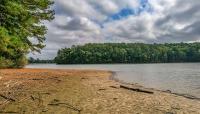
(26, 63), (200, 98)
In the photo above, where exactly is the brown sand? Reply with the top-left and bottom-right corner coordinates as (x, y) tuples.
(0, 69), (200, 114)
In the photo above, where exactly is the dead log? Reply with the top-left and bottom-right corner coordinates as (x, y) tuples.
(120, 85), (154, 94)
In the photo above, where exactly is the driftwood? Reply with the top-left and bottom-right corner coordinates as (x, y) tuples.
(30, 78), (44, 81)
(48, 77), (62, 82)
(0, 111), (18, 113)
(98, 88), (106, 91)
(0, 94), (15, 102)
(110, 85), (119, 89)
(172, 93), (200, 100)
(48, 102), (82, 113)
(120, 85), (154, 94)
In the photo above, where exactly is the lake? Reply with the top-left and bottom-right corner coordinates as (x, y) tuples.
(26, 63), (200, 98)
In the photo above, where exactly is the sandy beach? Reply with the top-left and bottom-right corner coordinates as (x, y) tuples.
(0, 69), (200, 114)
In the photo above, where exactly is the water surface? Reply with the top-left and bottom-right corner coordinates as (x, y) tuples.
(27, 63), (200, 98)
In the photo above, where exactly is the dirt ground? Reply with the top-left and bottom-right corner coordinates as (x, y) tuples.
(0, 69), (200, 114)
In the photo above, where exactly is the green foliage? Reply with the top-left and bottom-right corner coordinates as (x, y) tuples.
(15, 55), (28, 68)
(0, 57), (14, 68)
(55, 43), (200, 64)
(0, 0), (54, 68)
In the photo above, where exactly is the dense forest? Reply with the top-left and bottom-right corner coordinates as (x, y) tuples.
(0, 0), (54, 68)
(55, 43), (200, 64)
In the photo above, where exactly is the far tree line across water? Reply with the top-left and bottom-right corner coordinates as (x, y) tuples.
(54, 43), (200, 64)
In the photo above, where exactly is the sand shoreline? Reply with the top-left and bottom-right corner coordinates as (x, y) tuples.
(0, 69), (200, 114)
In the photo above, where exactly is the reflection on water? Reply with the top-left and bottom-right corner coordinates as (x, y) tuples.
(27, 63), (200, 98)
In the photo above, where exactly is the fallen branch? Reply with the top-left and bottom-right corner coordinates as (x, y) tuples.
(48, 77), (61, 82)
(0, 94), (15, 102)
(0, 111), (18, 113)
(120, 85), (154, 94)
(98, 88), (106, 91)
(48, 102), (82, 113)
(30, 78), (44, 80)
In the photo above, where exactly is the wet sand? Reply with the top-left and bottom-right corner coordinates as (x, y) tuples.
(0, 69), (200, 114)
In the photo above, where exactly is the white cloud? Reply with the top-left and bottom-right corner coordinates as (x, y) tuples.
(30, 0), (200, 59)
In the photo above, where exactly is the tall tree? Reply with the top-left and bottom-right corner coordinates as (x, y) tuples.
(0, 0), (54, 68)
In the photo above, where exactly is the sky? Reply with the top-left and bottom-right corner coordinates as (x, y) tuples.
(30, 0), (200, 59)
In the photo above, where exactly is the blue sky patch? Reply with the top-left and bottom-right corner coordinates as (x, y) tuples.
(111, 8), (135, 20)
(107, 0), (153, 21)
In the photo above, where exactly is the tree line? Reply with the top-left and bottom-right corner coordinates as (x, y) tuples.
(55, 43), (200, 64)
(0, 0), (54, 68)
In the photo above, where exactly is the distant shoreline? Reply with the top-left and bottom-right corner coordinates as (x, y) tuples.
(28, 62), (200, 65)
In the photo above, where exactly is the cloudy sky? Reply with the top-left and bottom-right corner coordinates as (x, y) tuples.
(30, 0), (200, 59)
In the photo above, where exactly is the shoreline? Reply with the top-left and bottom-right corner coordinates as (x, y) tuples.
(110, 71), (200, 101)
(0, 68), (200, 113)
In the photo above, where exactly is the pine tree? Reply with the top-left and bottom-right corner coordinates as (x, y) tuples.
(0, 0), (54, 68)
